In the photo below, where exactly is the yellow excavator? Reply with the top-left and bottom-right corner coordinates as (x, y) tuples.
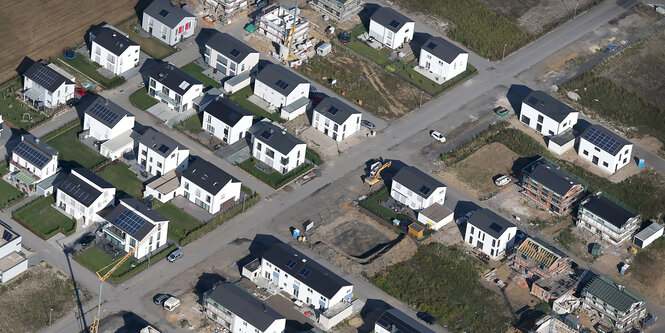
(365, 158), (391, 185)
(89, 248), (136, 333)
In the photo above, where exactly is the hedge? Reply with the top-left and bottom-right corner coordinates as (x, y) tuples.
(306, 148), (324, 166)
(238, 158), (314, 189)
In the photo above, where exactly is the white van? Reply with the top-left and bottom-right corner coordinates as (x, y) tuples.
(494, 175), (511, 187)
(163, 297), (180, 311)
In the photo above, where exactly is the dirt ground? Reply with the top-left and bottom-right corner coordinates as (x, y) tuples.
(0, 0), (138, 84)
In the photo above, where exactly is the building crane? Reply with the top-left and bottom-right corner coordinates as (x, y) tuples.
(89, 248), (136, 333)
(281, 0), (300, 63)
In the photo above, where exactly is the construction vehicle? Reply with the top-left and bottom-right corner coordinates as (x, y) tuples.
(365, 158), (391, 185)
(89, 248), (136, 333)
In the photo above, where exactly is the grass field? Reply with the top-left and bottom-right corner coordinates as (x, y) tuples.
(345, 25), (392, 66)
(96, 162), (143, 199)
(115, 17), (176, 60)
(0, 181), (25, 209)
(153, 201), (203, 245)
(180, 62), (222, 89)
(0, 0), (138, 84)
(13, 196), (76, 239)
(74, 244), (176, 282)
(372, 243), (513, 332)
(177, 113), (203, 135)
(396, 62), (478, 96)
(44, 122), (107, 169)
(238, 158), (313, 189)
(57, 53), (125, 88)
(0, 78), (48, 130)
(130, 88), (158, 110)
(228, 86), (283, 122)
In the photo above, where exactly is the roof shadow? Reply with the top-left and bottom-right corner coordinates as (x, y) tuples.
(507, 84), (533, 117)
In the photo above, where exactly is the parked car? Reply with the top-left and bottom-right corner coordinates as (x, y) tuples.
(66, 98), (80, 107)
(430, 130), (446, 143)
(361, 120), (376, 130)
(167, 248), (183, 262)
(75, 88), (87, 96)
(494, 106), (509, 117)
(338, 32), (351, 43)
(153, 294), (169, 305)
(417, 311), (437, 325)
(310, 95), (324, 106)
(494, 175), (511, 186)
(163, 296), (180, 311)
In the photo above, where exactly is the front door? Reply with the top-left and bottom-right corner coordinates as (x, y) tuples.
(592, 156), (599, 165)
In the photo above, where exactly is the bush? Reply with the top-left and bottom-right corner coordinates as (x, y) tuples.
(306, 148), (324, 166)
(237, 158), (314, 189)
(555, 225), (577, 250)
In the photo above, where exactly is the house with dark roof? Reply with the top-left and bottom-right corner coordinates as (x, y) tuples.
(464, 208), (517, 258)
(418, 36), (468, 83)
(520, 90), (579, 136)
(141, 0), (196, 46)
(145, 61), (203, 112)
(390, 166), (446, 210)
(82, 95), (138, 159)
(89, 27), (140, 75)
(577, 192), (640, 245)
(56, 168), (115, 227)
(100, 198), (169, 260)
(0, 221), (28, 284)
(137, 128), (189, 177)
(259, 242), (353, 310)
(251, 123), (307, 174)
(520, 157), (585, 215)
(202, 98), (253, 144)
(179, 158), (241, 214)
(374, 308), (435, 333)
(368, 7), (415, 50)
(312, 97), (362, 142)
(203, 281), (286, 333)
(310, 0), (364, 22)
(577, 124), (633, 174)
(21, 60), (75, 108)
(254, 64), (310, 120)
(9, 134), (59, 190)
(204, 32), (259, 77)
(582, 276), (646, 332)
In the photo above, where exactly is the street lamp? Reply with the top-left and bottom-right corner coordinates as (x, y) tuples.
(502, 44), (507, 61)
(49, 308), (53, 326)
(574, 2), (579, 19)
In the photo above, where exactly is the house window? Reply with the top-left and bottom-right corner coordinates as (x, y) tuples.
(537, 115), (544, 123)
(583, 150), (589, 156)
(470, 226), (475, 234)
(196, 189), (201, 197)
(157, 162), (162, 168)
(185, 22), (191, 30)
(129, 238), (136, 247)
(207, 114), (211, 122)
(184, 182), (189, 190)
(266, 149), (274, 158)
(281, 157), (289, 165)
(603, 162), (609, 167)
(150, 78), (156, 87)
(206, 195), (211, 203)
(257, 142), (262, 151)
(521, 115), (531, 125)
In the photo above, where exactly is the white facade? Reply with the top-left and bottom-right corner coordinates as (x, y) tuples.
(142, 11), (195, 46)
(257, 6), (309, 45)
(577, 137), (633, 174)
(137, 141), (189, 177)
(204, 46), (259, 77)
(634, 222), (663, 249)
(148, 76), (202, 112)
(22, 65), (75, 108)
(311, 109), (361, 142)
(91, 41), (140, 76)
(103, 201), (169, 260)
(10, 140), (58, 182)
(465, 216), (517, 258)
(0, 224), (28, 284)
(419, 51), (467, 83)
(83, 112), (135, 142)
(254, 80), (309, 109)
(390, 180), (446, 210)
(56, 170), (116, 227)
(202, 111), (252, 145)
(252, 136), (306, 174)
(180, 175), (241, 215)
(369, 19), (414, 50)
(520, 102), (578, 136)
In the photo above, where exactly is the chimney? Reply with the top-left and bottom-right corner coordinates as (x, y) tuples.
(35, 138), (40, 143)
(281, 130), (286, 135)
(302, 258), (306, 263)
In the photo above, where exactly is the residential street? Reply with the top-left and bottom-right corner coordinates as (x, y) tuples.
(9, 0), (661, 332)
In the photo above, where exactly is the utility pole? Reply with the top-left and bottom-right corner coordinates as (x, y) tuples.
(419, 91), (424, 108)
(49, 308), (53, 326)
(574, 2), (579, 20)
(502, 44), (507, 61)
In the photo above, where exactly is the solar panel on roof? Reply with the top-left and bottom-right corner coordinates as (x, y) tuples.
(528, 96), (539, 105)
(32, 66), (58, 89)
(61, 181), (93, 204)
(299, 268), (311, 278)
(2, 230), (12, 242)
(178, 81), (191, 90)
(158, 144), (170, 154)
(426, 42), (436, 50)
(229, 49), (241, 57)
(389, 20), (400, 28)
(159, 9), (169, 17)
(328, 107), (339, 116)
(489, 223), (503, 233)
(286, 259), (296, 269)
(583, 127), (622, 154)
(419, 186), (430, 195)
(261, 131), (272, 140)
(88, 102), (119, 125)
(14, 141), (50, 168)
(275, 80), (289, 90)
(115, 209), (148, 236)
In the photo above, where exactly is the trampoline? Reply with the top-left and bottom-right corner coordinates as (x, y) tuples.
(64, 49), (76, 59)
(123, 152), (136, 160)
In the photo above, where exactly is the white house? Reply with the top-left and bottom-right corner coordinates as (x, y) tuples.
(251, 123), (306, 174)
(577, 125), (633, 174)
(254, 64), (310, 120)
(100, 198), (169, 260)
(374, 309), (435, 333)
(368, 7), (415, 50)
(141, 0), (196, 46)
(146, 62), (203, 113)
(259, 242), (353, 310)
(203, 281), (286, 333)
(417, 203), (454, 231)
(9, 134), (59, 188)
(464, 208), (517, 258)
(22, 61), (75, 108)
(202, 98), (253, 145)
(520, 90), (579, 136)
(418, 36), (468, 83)
(89, 27), (140, 75)
(82, 96), (137, 159)
(390, 166), (446, 210)
(56, 168), (116, 227)
(179, 158), (241, 214)
(577, 192), (640, 245)
(138, 128), (189, 176)
(204, 32), (259, 77)
(312, 97), (362, 142)
(0, 222), (28, 284)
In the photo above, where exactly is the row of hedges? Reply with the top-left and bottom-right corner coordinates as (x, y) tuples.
(359, 186), (416, 223)
(306, 148), (324, 166)
(13, 197), (76, 239)
(110, 245), (177, 282)
(238, 158), (314, 189)
(41, 120), (79, 142)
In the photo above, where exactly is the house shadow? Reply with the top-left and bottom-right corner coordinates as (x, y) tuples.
(137, 58), (162, 83)
(453, 200), (482, 235)
(285, 320), (314, 333)
(84, 23), (108, 50)
(194, 272), (225, 303)
(409, 32), (432, 59)
(358, 3), (381, 32)
(507, 84), (533, 117)
(133, 0), (153, 23)
(358, 299), (392, 333)
(234, 234), (282, 275)
(15, 57), (36, 77)
(195, 28), (218, 58)
(510, 156), (538, 178)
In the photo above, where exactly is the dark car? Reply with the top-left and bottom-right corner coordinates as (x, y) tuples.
(66, 98), (80, 107)
(361, 120), (376, 130)
(310, 95), (324, 106)
(153, 294), (169, 305)
(338, 32), (351, 43)
(417, 311), (437, 325)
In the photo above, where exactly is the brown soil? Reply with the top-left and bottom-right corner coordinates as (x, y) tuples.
(0, 0), (138, 84)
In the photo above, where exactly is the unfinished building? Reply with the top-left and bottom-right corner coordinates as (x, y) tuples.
(204, 0), (248, 17)
(309, 0), (364, 22)
(520, 157), (585, 216)
(582, 276), (647, 333)
(256, 4), (309, 45)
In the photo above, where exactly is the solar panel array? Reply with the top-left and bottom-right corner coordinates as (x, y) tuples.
(61, 181), (94, 205)
(389, 20), (400, 28)
(158, 144), (170, 154)
(419, 185), (430, 195)
(229, 49), (241, 57)
(14, 141), (51, 168)
(286, 259), (296, 269)
(328, 106), (339, 116)
(299, 268), (311, 278)
(426, 42), (436, 50)
(489, 222), (504, 233)
(88, 102), (119, 125)
(583, 127), (622, 155)
(159, 9), (169, 17)
(115, 209), (148, 236)
(275, 80), (289, 90)
(31, 66), (59, 89)
(261, 131), (272, 140)
(527, 96), (539, 106)
(2, 230), (12, 242)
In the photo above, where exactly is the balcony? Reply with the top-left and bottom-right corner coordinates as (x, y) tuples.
(154, 91), (181, 108)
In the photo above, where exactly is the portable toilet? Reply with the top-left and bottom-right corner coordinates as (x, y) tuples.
(408, 222), (425, 239)
(317, 42), (332, 56)
(590, 243), (602, 257)
(638, 159), (645, 168)
(292, 228), (301, 239)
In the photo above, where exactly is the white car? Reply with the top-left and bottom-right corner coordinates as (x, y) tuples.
(430, 130), (446, 142)
(494, 175), (511, 186)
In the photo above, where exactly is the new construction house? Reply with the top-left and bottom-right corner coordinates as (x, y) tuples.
(582, 276), (647, 333)
(520, 157), (585, 216)
(256, 4), (309, 45)
(577, 192), (640, 245)
(309, 0), (364, 22)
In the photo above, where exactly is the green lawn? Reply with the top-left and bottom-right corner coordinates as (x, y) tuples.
(396, 62), (478, 96)
(180, 62), (222, 89)
(96, 162), (144, 199)
(58, 53), (125, 88)
(229, 86), (283, 122)
(116, 17), (176, 60)
(178, 113), (203, 134)
(130, 88), (158, 110)
(153, 201), (204, 244)
(74, 244), (176, 282)
(237, 158), (313, 189)
(13, 196), (76, 239)
(0, 77), (48, 130)
(347, 41), (392, 66)
(44, 122), (107, 169)
(305, 148), (324, 165)
(0, 181), (24, 209)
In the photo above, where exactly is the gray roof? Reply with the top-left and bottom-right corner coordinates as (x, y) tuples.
(392, 166), (445, 200)
(370, 7), (413, 33)
(83, 95), (134, 128)
(256, 64), (308, 96)
(105, 198), (167, 241)
(206, 282), (284, 331)
(143, 0), (194, 29)
(57, 172), (102, 208)
(375, 309), (435, 333)
(145, 61), (202, 96)
(580, 124), (632, 156)
(139, 128), (186, 157)
(180, 158), (239, 196)
(23, 62), (73, 93)
(634, 221), (664, 242)
(91, 27), (138, 56)
(13, 135), (58, 169)
(550, 128), (575, 146)
(522, 158), (582, 197)
(523, 90), (577, 123)
(585, 276), (642, 312)
(262, 243), (352, 298)
(206, 32), (258, 63)
(467, 208), (516, 239)
(203, 98), (253, 127)
(253, 123), (305, 155)
(581, 194), (637, 229)
(421, 36), (467, 63)
(313, 97), (361, 124)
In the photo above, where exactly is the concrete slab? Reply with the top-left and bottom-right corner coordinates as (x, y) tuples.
(171, 195), (214, 222)
(414, 65), (447, 85)
(146, 102), (179, 123)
